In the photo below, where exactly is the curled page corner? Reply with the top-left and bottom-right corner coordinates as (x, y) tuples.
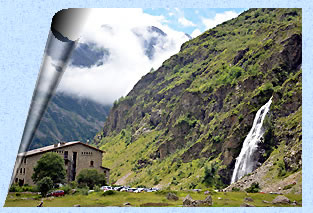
(10, 8), (91, 186)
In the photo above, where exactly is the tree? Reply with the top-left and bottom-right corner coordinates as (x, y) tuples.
(32, 152), (66, 185)
(202, 165), (215, 187)
(37, 177), (53, 197)
(76, 169), (106, 189)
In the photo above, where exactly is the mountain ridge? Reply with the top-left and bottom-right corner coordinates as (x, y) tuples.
(93, 8), (302, 190)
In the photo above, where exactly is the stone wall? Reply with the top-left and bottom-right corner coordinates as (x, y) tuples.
(14, 143), (109, 186)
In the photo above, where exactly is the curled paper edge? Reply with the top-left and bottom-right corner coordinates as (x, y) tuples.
(10, 8), (92, 186)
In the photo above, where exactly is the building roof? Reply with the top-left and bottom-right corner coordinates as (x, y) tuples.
(18, 141), (104, 157)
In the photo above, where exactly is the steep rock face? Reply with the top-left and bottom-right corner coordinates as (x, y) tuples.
(95, 9), (301, 189)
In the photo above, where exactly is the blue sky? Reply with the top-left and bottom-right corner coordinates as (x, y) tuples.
(144, 8), (247, 36)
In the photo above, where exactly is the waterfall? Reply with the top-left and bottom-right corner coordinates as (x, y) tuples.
(231, 97), (272, 184)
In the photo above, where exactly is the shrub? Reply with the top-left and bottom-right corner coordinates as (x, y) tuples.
(9, 184), (21, 192)
(278, 161), (287, 177)
(37, 177), (53, 197)
(69, 181), (78, 189)
(103, 190), (115, 196)
(245, 182), (260, 193)
(77, 169), (107, 189)
(153, 176), (160, 185)
(61, 185), (71, 194)
(79, 187), (89, 195)
(93, 185), (101, 192)
(171, 179), (178, 186)
(238, 114), (244, 122)
(283, 184), (294, 190)
(232, 187), (240, 192)
(9, 184), (38, 192)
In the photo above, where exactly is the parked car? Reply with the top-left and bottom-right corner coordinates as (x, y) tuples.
(136, 188), (145, 193)
(127, 188), (137, 192)
(149, 188), (159, 192)
(120, 187), (129, 192)
(100, 186), (108, 190)
(47, 190), (65, 197)
(102, 186), (113, 191)
(114, 186), (123, 191)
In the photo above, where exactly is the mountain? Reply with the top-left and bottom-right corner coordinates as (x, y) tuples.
(70, 42), (110, 68)
(93, 8), (302, 192)
(132, 26), (168, 60)
(30, 25), (187, 150)
(29, 93), (111, 150)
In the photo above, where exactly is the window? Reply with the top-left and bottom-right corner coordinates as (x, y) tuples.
(90, 161), (94, 167)
(82, 151), (93, 155)
(23, 168), (25, 174)
(23, 158), (26, 164)
(20, 168), (22, 174)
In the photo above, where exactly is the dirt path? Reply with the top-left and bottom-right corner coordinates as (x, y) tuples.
(115, 172), (132, 185)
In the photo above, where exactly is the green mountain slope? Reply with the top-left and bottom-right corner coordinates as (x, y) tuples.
(93, 8), (302, 191)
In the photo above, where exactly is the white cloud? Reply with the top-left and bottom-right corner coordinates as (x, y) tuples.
(58, 9), (189, 105)
(178, 17), (196, 27)
(191, 29), (202, 38)
(202, 11), (239, 30)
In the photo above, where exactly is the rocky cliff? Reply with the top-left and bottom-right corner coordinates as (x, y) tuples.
(94, 8), (302, 190)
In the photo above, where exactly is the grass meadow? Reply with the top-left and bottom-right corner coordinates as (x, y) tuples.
(4, 190), (302, 207)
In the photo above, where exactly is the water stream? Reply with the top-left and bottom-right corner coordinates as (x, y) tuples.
(231, 97), (272, 183)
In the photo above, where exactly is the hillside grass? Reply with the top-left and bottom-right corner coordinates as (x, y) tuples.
(4, 191), (301, 207)
(95, 8), (302, 191)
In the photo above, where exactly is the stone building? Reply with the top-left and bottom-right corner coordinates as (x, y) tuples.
(13, 141), (110, 186)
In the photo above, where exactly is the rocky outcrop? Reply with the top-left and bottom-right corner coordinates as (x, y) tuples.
(272, 195), (290, 204)
(166, 192), (178, 201)
(240, 203), (255, 207)
(183, 194), (194, 206)
(244, 197), (254, 202)
(182, 195), (213, 207)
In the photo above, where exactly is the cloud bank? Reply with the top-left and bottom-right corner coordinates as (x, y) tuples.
(202, 11), (239, 29)
(178, 17), (196, 27)
(58, 9), (190, 105)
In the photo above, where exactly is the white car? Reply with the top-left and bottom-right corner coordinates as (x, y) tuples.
(127, 188), (137, 192)
(120, 188), (128, 192)
(100, 186), (108, 190)
(103, 186), (113, 191)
